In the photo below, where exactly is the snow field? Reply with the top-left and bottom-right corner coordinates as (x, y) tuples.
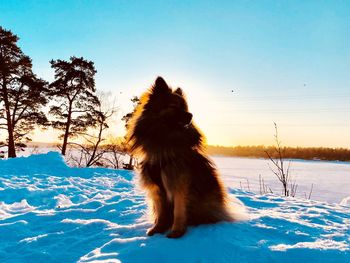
(0, 153), (349, 262)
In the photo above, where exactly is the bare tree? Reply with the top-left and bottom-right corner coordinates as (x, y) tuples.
(65, 92), (118, 167)
(101, 138), (127, 169)
(121, 96), (140, 170)
(265, 123), (297, 197)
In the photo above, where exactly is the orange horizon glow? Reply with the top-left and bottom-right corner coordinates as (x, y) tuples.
(26, 120), (350, 149)
(2, 81), (349, 150)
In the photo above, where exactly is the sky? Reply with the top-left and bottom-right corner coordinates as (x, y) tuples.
(1, 0), (350, 147)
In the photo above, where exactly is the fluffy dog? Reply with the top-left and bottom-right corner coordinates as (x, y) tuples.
(126, 77), (235, 238)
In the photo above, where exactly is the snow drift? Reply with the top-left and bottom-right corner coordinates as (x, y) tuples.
(0, 152), (349, 262)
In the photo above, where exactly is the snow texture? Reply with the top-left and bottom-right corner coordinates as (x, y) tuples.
(0, 152), (349, 262)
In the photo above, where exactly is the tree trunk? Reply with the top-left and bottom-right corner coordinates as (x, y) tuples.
(6, 126), (16, 158)
(61, 103), (72, 155)
(128, 155), (133, 169)
(2, 82), (16, 158)
(86, 124), (103, 167)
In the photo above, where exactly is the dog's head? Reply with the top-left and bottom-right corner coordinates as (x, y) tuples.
(127, 77), (203, 155)
(144, 77), (193, 128)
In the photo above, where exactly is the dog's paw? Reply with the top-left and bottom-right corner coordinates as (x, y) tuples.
(146, 227), (156, 236)
(147, 225), (169, 236)
(166, 229), (186, 238)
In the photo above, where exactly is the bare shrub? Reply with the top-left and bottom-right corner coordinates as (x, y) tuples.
(265, 123), (297, 197)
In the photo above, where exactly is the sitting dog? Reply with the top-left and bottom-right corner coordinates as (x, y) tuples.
(126, 77), (235, 238)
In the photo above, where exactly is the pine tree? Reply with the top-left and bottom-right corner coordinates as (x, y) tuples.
(121, 96), (140, 128)
(49, 56), (99, 155)
(0, 27), (48, 158)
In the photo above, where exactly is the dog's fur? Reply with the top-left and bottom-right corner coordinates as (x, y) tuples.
(126, 77), (234, 238)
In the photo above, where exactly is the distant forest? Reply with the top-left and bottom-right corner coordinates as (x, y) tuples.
(207, 145), (350, 162)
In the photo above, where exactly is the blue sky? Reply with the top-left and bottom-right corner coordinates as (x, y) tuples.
(1, 0), (350, 147)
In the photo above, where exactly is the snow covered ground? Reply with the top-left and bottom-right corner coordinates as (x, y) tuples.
(0, 153), (349, 262)
(213, 156), (350, 204)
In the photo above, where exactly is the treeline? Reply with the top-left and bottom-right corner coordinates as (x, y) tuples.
(207, 145), (350, 162)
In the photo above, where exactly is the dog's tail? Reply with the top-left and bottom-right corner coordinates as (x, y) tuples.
(223, 194), (249, 222)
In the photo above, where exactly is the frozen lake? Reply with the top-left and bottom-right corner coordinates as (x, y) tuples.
(14, 148), (350, 204)
(213, 156), (350, 204)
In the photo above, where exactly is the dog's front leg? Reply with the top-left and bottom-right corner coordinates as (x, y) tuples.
(167, 189), (187, 238)
(147, 185), (172, 236)
(141, 162), (172, 236)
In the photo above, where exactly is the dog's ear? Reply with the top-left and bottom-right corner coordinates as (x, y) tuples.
(174, 87), (184, 96)
(152, 77), (171, 94)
